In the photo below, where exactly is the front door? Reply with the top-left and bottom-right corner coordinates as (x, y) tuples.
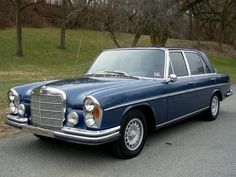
(166, 52), (195, 121)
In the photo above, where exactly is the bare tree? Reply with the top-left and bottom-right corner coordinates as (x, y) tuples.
(59, 0), (68, 49)
(13, 0), (43, 57)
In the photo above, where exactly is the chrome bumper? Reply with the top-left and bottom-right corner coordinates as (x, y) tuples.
(5, 115), (121, 145)
(225, 89), (233, 97)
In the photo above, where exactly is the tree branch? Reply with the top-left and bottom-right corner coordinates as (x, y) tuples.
(20, 0), (43, 11)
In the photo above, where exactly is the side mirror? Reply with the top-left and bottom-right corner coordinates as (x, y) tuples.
(169, 74), (177, 82)
(165, 74), (177, 83)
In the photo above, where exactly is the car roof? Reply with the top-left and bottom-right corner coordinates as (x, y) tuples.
(104, 47), (202, 53)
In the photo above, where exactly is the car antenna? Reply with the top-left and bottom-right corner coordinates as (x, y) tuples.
(76, 35), (83, 65)
(74, 35), (83, 77)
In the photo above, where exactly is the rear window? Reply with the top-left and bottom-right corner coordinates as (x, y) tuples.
(185, 52), (209, 75)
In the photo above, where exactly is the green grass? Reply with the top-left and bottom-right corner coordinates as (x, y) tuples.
(209, 55), (236, 83)
(0, 28), (235, 126)
(0, 28), (150, 125)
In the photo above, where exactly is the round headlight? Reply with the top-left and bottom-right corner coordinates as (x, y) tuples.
(8, 91), (15, 101)
(67, 112), (79, 126)
(85, 113), (95, 127)
(84, 98), (95, 112)
(10, 102), (17, 114)
(18, 104), (25, 116)
(8, 89), (19, 101)
(83, 96), (103, 128)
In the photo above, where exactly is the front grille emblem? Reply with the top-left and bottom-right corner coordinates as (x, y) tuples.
(40, 86), (47, 94)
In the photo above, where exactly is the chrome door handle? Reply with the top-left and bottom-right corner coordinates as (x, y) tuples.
(188, 82), (196, 85)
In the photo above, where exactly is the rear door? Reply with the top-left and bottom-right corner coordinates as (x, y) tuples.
(184, 52), (216, 110)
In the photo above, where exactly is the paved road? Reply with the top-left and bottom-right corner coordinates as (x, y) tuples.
(0, 86), (236, 177)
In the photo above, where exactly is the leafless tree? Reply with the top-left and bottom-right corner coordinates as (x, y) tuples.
(13, 0), (43, 57)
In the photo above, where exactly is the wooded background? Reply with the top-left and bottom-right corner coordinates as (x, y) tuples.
(0, 0), (236, 57)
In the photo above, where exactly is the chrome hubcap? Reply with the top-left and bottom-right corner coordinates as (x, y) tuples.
(124, 118), (144, 151)
(211, 96), (219, 116)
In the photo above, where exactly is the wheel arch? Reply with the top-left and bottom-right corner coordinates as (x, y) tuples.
(212, 89), (223, 101)
(122, 103), (157, 132)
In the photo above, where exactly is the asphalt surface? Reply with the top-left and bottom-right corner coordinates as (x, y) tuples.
(0, 86), (235, 177)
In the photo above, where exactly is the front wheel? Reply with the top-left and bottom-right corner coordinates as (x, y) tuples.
(112, 110), (147, 159)
(205, 94), (220, 121)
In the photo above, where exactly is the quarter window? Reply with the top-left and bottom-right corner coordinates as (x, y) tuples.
(185, 52), (208, 75)
(169, 52), (188, 76)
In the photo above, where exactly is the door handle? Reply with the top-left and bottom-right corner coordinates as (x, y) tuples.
(188, 82), (196, 85)
(211, 78), (216, 81)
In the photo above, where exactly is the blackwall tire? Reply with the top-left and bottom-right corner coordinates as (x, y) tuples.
(112, 110), (147, 159)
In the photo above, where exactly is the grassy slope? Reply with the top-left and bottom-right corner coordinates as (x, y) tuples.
(0, 28), (235, 128)
(0, 28), (150, 127)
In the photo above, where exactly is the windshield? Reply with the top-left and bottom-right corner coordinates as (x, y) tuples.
(87, 49), (165, 78)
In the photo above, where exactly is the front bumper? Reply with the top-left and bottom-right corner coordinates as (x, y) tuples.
(5, 115), (121, 145)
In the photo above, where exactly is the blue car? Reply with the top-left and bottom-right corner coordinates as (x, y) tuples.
(5, 48), (233, 158)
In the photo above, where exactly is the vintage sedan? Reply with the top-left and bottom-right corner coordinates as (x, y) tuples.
(5, 48), (232, 158)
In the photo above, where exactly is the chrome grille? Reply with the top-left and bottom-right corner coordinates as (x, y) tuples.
(31, 93), (65, 130)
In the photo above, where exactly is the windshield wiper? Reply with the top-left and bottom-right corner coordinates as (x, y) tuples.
(83, 71), (140, 80)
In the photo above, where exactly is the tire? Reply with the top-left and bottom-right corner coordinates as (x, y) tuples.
(112, 110), (147, 159)
(205, 94), (220, 121)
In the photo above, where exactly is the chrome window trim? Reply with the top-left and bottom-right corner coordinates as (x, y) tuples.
(190, 73), (217, 77)
(164, 49), (168, 79)
(104, 83), (229, 111)
(181, 51), (191, 76)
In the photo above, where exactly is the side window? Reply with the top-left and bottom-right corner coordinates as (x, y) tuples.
(169, 52), (188, 76)
(202, 60), (211, 73)
(185, 52), (207, 75)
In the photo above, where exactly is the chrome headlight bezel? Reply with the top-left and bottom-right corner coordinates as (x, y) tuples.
(8, 89), (20, 114)
(83, 96), (103, 128)
(8, 89), (19, 102)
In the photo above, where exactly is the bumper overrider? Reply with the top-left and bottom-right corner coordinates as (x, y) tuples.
(5, 115), (121, 145)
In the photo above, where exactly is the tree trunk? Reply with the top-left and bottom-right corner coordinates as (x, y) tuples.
(196, 13), (200, 48)
(60, 0), (67, 49)
(131, 31), (141, 47)
(109, 30), (120, 48)
(15, 0), (23, 57)
(189, 10), (193, 40)
(219, 25), (224, 48)
(150, 34), (158, 47)
(60, 24), (66, 49)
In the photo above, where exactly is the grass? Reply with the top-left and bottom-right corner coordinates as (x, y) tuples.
(0, 27), (150, 132)
(0, 28), (235, 135)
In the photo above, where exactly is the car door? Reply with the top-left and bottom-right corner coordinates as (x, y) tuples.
(184, 52), (216, 110)
(166, 51), (196, 121)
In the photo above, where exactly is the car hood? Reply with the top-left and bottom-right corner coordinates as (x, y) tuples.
(15, 76), (165, 110)
(45, 76), (161, 109)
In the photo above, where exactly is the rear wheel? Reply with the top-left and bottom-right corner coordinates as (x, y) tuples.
(205, 94), (220, 121)
(112, 110), (147, 159)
